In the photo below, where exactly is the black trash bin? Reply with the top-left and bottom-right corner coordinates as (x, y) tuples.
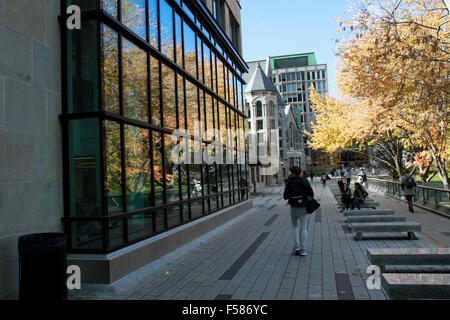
(18, 233), (67, 300)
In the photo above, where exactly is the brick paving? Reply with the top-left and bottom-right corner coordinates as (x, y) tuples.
(69, 180), (450, 300)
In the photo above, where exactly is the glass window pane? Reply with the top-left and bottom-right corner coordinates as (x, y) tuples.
(104, 120), (123, 214)
(69, 119), (102, 217)
(222, 165), (229, 191)
(151, 57), (161, 126)
(68, 19), (99, 113)
(206, 93), (214, 132)
(186, 79), (199, 136)
(167, 205), (182, 228)
(177, 75), (186, 129)
(71, 221), (102, 250)
(125, 125), (151, 211)
(161, 64), (176, 131)
(101, 0), (118, 19)
(217, 58), (225, 99)
(203, 43), (211, 89)
(121, 0), (147, 40)
(123, 38), (148, 121)
(184, 21), (197, 77)
(153, 131), (164, 205)
(128, 212), (154, 242)
(154, 208), (166, 232)
(180, 164), (189, 200)
(101, 25), (120, 114)
(108, 218), (125, 249)
(199, 89), (206, 132)
(190, 165), (202, 199)
(211, 52), (217, 93)
(175, 13), (183, 67)
(149, 0), (159, 48)
(197, 36), (203, 82)
(160, 0), (174, 61)
(165, 134), (181, 203)
(190, 200), (203, 219)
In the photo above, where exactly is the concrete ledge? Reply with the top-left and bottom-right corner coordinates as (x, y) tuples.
(343, 209), (394, 216)
(367, 248), (450, 266)
(382, 273), (450, 300)
(68, 200), (253, 284)
(347, 216), (406, 223)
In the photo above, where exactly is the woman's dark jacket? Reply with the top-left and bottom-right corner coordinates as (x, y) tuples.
(283, 175), (314, 205)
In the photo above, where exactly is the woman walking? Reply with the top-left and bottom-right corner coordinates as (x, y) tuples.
(320, 173), (328, 188)
(283, 166), (314, 256)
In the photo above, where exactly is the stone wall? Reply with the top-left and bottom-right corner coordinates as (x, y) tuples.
(0, 0), (63, 299)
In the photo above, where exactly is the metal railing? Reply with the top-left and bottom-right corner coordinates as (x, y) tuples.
(365, 177), (450, 218)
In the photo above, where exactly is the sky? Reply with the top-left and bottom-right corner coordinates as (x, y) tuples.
(240, 0), (353, 98)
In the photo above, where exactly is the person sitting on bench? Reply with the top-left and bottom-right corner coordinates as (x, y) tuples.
(351, 182), (366, 210)
(337, 178), (345, 193)
(341, 183), (352, 211)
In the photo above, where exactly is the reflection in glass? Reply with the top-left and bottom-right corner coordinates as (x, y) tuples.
(69, 119), (102, 217)
(180, 164), (189, 200)
(101, 25), (119, 114)
(211, 52), (217, 93)
(121, 0), (147, 40)
(175, 13), (183, 67)
(128, 212), (153, 242)
(69, 19), (99, 113)
(167, 205), (182, 228)
(189, 164), (202, 199)
(154, 209), (166, 232)
(186, 80), (199, 137)
(164, 134), (180, 203)
(190, 200), (203, 219)
(104, 120), (123, 214)
(182, 202), (190, 222)
(199, 89), (206, 132)
(108, 218), (125, 249)
(222, 165), (230, 192)
(217, 58), (225, 99)
(161, 64), (177, 130)
(72, 221), (103, 250)
(153, 131), (164, 205)
(123, 38), (148, 121)
(203, 43), (211, 89)
(177, 75), (186, 129)
(197, 36), (203, 82)
(205, 94), (214, 132)
(184, 21), (197, 77)
(125, 125), (151, 210)
(149, 0), (159, 48)
(160, 0), (174, 61)
(223, 192), (230, 207)
(151, 57), (161, 126)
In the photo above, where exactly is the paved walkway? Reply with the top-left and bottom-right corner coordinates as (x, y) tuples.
(69, 180), (450, 300)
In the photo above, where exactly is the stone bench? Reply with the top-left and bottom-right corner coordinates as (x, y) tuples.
(382, 273), (450, 300)
(347, 215), (406, 224)
(339, 202), (379, 210)
(343, 209), (394, 217)
(350, 222), (422, 240)
(367, 248), (450, 271)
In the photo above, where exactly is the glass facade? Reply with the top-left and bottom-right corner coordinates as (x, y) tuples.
(62, 0), (248, 253)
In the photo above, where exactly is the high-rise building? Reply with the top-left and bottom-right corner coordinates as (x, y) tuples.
(0, 0), (249, 298)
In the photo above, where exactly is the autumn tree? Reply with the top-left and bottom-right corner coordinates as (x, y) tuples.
(310, 0), (449, 187)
